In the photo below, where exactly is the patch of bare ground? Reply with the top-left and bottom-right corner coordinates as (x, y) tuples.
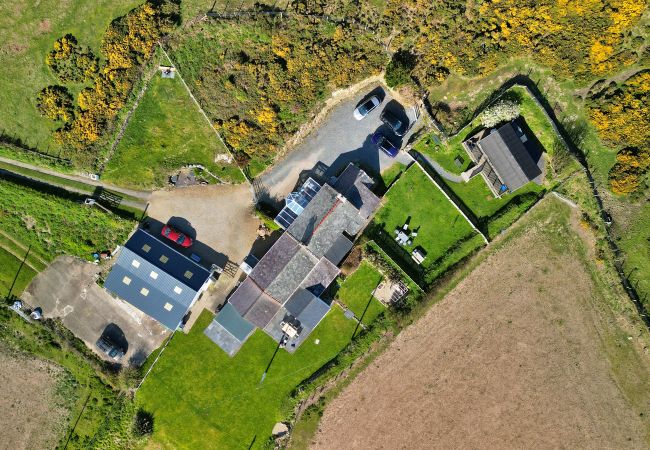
(0, 350), (70, 449)
(311, 198), (650, 449)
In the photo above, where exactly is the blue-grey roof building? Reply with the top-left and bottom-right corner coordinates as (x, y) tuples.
(205, 164), (380, 356)
(104, 229), (214, 330)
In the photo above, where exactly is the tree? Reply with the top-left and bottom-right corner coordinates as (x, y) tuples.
(36, 86), (74, 122)
(481, 100), (520, 128)
(385, 50), (417, 88)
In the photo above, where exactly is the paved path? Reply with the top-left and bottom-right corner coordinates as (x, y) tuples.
(258, 83), (418, 205)
(0, 157), (151, 201)
(417, 152), (464, 183)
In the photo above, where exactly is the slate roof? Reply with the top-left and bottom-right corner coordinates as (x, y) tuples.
(248, 233), (301, 291)
(104, 229), (211, 330)
(323, 234), (354, 266)
(204, 303), (255, 356)
(477, 123), (542, 192)
(301, 257), (340, 296)
(333, 164), (381, 219)
(287, 184), (365, 259)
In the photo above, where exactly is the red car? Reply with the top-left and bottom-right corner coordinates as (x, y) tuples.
(161, 225), (193, 248)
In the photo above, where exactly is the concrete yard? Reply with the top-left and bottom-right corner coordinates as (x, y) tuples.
(22, 256), (169, 366)
(258, 83), (416, 205)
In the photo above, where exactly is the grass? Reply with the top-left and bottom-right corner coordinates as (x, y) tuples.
(0, 247), (37, 297)
(0, 176), (134, 262)
(0, 1), (141, 152)
(616, 201), (650, 310)
(0, 306), (126, 448)
(380, 162), (408, 188)
(102, 69), (244, 189)
(374, 165), (478, 266)
(137, 307), (357, 449)
(337, 262), (385, 326)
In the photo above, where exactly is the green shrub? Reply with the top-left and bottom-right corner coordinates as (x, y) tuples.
(385, 50), (417, 88)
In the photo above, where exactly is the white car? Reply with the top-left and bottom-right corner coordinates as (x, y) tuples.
(353, 95), (381, 120)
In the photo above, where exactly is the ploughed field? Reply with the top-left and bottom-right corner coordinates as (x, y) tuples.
(310, 198), (650, 449)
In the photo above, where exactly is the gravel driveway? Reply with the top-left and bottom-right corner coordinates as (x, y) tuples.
(258, 83), (417, 204)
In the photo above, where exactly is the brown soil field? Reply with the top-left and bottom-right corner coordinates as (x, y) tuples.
(311, 198), (650, 449)
(0, 350), (69, 449)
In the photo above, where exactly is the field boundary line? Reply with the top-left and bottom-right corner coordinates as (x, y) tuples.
(98, 64), (158, 175)
(0, 239), (41, 273)
(0, 229), (48, 266)
(156, 42), (251, 186)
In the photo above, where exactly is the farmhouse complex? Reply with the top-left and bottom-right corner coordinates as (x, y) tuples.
(205, 164), (380, 355)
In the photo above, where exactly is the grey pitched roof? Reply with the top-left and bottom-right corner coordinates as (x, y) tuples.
(287, 184), (340, 245)
(264, 247), (317, 304)
(304, 199), (364, 259)
(227, 278), (282, 328)
(284, 288), (316, 317)
(204, 303), (255, 356)
(297, 295), (330, 329)
(215, 303), (255, 342)
(248, 233), (300, 290)
(478, 123), (542, 192)
(104, 247), (198, 329)
(323, 234), (354, 266)
(125, 229), (210, 291)
(301, 256), (340, 296)
(333, 164), (381, 219)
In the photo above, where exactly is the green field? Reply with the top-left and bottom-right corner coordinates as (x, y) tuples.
(337, 262), (385, 326)
(0, 247), (37, 297)
(0, 0), (141, 151)
(137, 308), (356, 449)
(0, 176), (134, 261)
(103, 68), (244, 189)
(616, 202), (650, 310)
(374, 166), (478, 267)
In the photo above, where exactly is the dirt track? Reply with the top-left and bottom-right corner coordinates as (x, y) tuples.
(311, 200), (650, 449)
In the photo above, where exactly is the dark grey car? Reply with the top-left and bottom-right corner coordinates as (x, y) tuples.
(380, 110), (408, 136)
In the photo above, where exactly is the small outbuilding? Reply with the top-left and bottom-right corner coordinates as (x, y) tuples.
(462, 120), (544, 196)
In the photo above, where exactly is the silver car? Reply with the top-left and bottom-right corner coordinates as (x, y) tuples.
(353, 95), (381, 120)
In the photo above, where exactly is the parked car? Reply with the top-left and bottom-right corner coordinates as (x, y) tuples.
(96, 336), (125, 361)
(371, 131), (399, 158)
(380, 110), (407, 136)
(161, 224), (193, 248)
(353, 95), (381, 120)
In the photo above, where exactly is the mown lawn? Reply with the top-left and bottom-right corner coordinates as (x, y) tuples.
(0, 1), (141, 152)
(103, 70), (244, 189)
(137, 308), (356, 449)
(337, 262), (385, 326)
(374, 165), (478, 266)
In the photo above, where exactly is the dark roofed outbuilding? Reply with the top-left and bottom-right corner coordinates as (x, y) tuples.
(104, 229), (213, 330)
(477, 122), (542, 192)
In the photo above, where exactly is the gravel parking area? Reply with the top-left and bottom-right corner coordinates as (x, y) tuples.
(258, 83), (416, 204)
(146, 183), (259, 268)
(22, 256), (169, 366)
